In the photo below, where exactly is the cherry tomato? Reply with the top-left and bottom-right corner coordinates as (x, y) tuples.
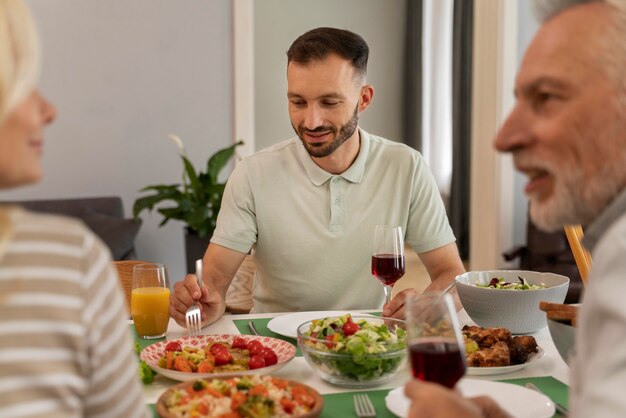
(343, 321), (360, 336)
(246, 340), (264, 355)
(214, 350), (233, 366)
(210, 343), (229, 355)
(325, 334), (336, 349)
(248, 354), (266, 369)
(165, 341), (182, 352)
(231, 337), (248, 349)
(259, 347), (278, 366)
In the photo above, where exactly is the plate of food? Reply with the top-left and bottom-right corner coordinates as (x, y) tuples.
(140, 334), (296, 381)
(157, 374), (323, 418)
(385, 378), (555, 418)
(462, 325), (543, 376)
(268, 311), (374, 339)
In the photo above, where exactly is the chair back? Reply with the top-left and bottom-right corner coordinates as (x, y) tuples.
(112, 260), (151, 312)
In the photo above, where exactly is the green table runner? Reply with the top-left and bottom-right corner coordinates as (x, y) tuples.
(131, 324), (165, 351)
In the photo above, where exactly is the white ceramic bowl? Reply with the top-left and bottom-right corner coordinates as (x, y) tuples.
(456, 270), (569, 334)
(547, 318), (576, 364)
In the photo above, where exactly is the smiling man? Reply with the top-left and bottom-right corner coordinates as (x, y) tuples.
(404, 1), (626, 417)
(170, 27), (465, 327)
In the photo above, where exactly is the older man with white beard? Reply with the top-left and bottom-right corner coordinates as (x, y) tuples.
(404, 1), (626, 417)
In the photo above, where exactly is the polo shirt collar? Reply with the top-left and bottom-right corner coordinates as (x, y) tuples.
(298, 128), (370, 186)
(583, 186), (626, 252)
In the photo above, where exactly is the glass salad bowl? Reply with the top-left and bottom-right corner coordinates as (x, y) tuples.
(297, 314), (407, 388)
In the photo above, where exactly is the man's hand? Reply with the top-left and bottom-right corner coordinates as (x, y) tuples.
(383, 288), (417, 319)
(170, 273), (225, 328)
(405, 380), (511, 418)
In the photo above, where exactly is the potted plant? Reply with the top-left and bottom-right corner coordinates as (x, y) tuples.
(133, 135), (243, 273)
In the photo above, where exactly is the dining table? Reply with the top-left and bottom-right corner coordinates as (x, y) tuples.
(135, 309), (570, 418)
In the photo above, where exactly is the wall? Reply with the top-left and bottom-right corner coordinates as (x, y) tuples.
(253, 0), (407, 149)
(0, 0), (233, 282)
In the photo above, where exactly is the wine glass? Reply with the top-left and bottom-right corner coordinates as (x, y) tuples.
(131, 263), (170, 339)
(406, 292), (466, 388)
(372, 225), (405, 304)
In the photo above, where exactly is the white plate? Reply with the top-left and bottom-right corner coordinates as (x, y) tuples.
(267, 311), (373, 339)
(385, 378), (555, 418)
(140, 334), (296, 382)
(466, 347), (545, 376)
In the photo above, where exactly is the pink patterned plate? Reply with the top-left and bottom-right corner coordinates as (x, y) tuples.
(140, 334), (296, 382)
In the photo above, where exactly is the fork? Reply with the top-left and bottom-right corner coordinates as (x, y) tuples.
(353, 393), (376, 417)
(185, 259), (203, 336)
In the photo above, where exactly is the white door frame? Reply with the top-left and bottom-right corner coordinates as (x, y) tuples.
(232, 0), (255, 158)
(469, 0), (518, 270)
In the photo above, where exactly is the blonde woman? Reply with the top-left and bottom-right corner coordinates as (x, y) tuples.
(0, 1), (149, 417)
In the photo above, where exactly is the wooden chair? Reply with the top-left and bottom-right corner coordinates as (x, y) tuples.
(564, 225), (591, 287)
(112, 260), (150, 312)
(114, 257), (256, 315)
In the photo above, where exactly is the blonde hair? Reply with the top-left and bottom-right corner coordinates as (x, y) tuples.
(0, 0), (40, 123)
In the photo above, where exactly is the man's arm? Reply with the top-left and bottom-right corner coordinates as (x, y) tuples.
(383, 242), (465, 318)
(170, 243), (247, 327)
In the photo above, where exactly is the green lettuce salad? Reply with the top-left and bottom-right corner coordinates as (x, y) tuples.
(301, 314), (406, 382)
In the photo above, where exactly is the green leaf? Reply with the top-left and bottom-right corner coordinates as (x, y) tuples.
(207, 140), (243, 184)
(133, 138), (243, 237)
(181, 156), (201, 195)
(133, 191), (182, 219)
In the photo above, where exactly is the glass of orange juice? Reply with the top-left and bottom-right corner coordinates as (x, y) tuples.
(131, 263), (170, 339)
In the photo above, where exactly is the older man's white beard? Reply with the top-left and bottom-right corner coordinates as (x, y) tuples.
(529, 157), (626, 232)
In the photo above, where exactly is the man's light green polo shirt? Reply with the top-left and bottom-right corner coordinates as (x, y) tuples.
(211, 129), (456, 313)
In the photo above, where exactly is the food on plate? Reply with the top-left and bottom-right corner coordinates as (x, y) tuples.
(539, 301), (579, 326)
(158, 338), (278, 374)
(158, 375), (320, 418)
(462, 325), (538, 367)
(299, 314), (406, 382)
(476, 276), (547, 290)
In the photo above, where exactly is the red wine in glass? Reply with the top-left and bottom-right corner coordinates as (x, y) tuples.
(372, 225), (404, 305)
(371, 254), (405, 285)
(409, 338), (466, 388)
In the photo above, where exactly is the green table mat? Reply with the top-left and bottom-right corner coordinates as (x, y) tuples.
(130, 324), (165, 351)
(316, 376), (568, 418)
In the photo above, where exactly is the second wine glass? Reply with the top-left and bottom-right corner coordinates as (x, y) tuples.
(406, 292), (466, 388)
(372, 225), (405, 305)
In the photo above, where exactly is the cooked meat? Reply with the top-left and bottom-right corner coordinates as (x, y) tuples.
(509, 335), (539, 364)
(466, 341), (511, 367)
(462, 325), (512, 348)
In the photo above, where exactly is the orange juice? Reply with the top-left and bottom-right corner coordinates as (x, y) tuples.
(131, 287), (170, 338)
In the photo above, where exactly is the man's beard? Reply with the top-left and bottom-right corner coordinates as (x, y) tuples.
(524, 143), (626, 232)
(294, 104), (359, 158)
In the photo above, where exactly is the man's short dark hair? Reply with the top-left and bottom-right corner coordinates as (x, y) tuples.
(287, 27), (369, 78)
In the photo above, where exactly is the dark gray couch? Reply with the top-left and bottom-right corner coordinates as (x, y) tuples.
(2, 196), (141, 260)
